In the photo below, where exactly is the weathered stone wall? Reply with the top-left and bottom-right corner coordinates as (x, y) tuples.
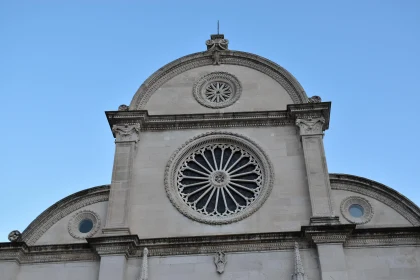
(15, 261), (99, 280)
(144, 65), (294, 115)
(129, 126), (311, 238)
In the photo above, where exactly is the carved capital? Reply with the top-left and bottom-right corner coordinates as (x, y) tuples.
(112, 124), (140, 143)
(296, 117), (325, 136)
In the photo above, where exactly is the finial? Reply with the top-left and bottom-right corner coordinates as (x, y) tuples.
(205, 34), (229, 51)
(292, 242), (308, 280)
(8, 230), (21, 242)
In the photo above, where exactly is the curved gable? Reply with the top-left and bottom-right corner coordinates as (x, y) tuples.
(129, 50), (308, 112)
(22, 185), (110, 245)
(330, 174), (420, 226)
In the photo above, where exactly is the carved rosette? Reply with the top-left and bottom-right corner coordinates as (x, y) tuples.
(112, 124), (140, 143)
(295, 117), (325, 136)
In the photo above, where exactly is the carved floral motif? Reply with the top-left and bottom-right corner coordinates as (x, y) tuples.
(112, 124), (140, 142)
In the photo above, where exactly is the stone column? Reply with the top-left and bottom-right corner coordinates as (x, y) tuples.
(296, 117), (338, 225)
(103, 124), (140, 236)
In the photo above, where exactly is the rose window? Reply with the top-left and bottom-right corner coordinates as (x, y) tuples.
(204, 82), (233, 103)
(193, 72), (242, 108)
(165, 132), (274, 224)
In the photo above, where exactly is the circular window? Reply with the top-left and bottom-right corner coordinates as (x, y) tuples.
(340, 197), (373, 224)
(349, 204), (364, 218)
(68, 210), (101, 239)
(193, 72), (242, 108)
(165, 132), (274, 224)
(79, 219), (94, 233)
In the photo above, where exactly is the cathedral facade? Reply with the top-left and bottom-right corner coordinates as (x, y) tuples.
(1, 34), (420, 280)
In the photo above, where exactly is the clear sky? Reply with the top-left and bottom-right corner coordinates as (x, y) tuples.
(1, 1), (419, 242)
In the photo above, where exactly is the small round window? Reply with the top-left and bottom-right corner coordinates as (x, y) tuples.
(349, 204), (364, 218)
(340, 197), (373, 224)
(68, 210), (101, 239)
(79, 219), (94, 233)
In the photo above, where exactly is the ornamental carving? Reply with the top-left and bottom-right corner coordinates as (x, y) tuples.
(139, 248), (148, 280)
(112, 124), (140, 143)
(193, 72), (242, 109)
(214, 251), (227, 274)
(296, 117), (325, 136)
(308, 95), (322, 103)
(206, 34), (229, 51)
(8, 230), (21, 242)
(165, 132), (274, 224)
(68, 210), (101, 240)
(340, 196), (374, 224)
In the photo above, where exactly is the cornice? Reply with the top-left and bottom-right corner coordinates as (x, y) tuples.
(105, 103), (331, 132)
(2, 227), (420, 264)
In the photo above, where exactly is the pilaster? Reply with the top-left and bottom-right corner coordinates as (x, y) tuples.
(289, 102), (339, 225)
(303, 225), (354, 280)
(103, 123), (140, 236)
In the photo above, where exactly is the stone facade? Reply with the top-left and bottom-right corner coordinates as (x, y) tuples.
(1, 34), (420, 280)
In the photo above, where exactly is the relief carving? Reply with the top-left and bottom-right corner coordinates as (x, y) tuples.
(296, 117), (325, 136)
(139, 248), (148, 280)
(214, 251), (227, 274)
(112, 124), (140, 143)
(8, 230), (21, 242)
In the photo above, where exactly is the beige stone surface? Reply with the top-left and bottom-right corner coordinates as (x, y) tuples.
(345, 246), (420, 280)
(35, 201), (108, 245)
(129, 126), (311, 238)
(332, 189), (412, 227)
(145, 65), (294, 115)
(16, 261), (99, 280)
(125, 250), (320, 280)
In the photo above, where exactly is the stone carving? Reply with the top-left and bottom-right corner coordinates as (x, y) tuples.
(340, 196), (374, 224)
(8, 230), (21, 242)
(112, 124), (140, 143)
(212, 50), (221, 65)
(308, 96), (322, 103)
(193, 72), (242, 109)
(118, 104), (129, 111)
(295, 117), (325, 136)
(139, 248), (148, 280)
(214, 251), (227, 274)
(165, 132), (274, 224)
(68, 210), (101, 239)
(292, 242), (307, 280)
(206, 34), (229, 51)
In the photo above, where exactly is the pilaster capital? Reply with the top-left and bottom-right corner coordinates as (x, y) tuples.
(296, 117), (325, 136)
(112, 124), (140, 143)
(87, 235), (139, 257)
(302, 224), (355, 245)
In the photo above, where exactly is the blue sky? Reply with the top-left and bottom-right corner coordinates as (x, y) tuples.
(0, 1), (419, 241)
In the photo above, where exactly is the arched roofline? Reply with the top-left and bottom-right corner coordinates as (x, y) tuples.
(22, 185), (110, 245)
(330, 173), (420, 226)
(129, 50), (308, 110)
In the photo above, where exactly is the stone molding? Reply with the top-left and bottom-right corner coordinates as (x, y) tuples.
(112, 124), (140, 143)
(129, 50), (308, 110)
(21, 185), (110, 245)
(105, 102), (331, 132)
(340, 196), (374, 224)
(330, 173), (420, 226)
(164, 131), (274, 224)
(2, 227), (420, 264)
(68, 210), (102, 239)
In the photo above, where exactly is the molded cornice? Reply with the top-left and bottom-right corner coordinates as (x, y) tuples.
(105, 102), (331, 132)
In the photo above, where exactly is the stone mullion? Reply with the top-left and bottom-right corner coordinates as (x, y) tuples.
(296, 117), (338, 225)
(103, 124), (140, 236)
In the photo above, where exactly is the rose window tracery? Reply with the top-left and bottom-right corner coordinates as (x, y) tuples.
(165, 132), (274, 224)
(193, 72), (242, 108)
